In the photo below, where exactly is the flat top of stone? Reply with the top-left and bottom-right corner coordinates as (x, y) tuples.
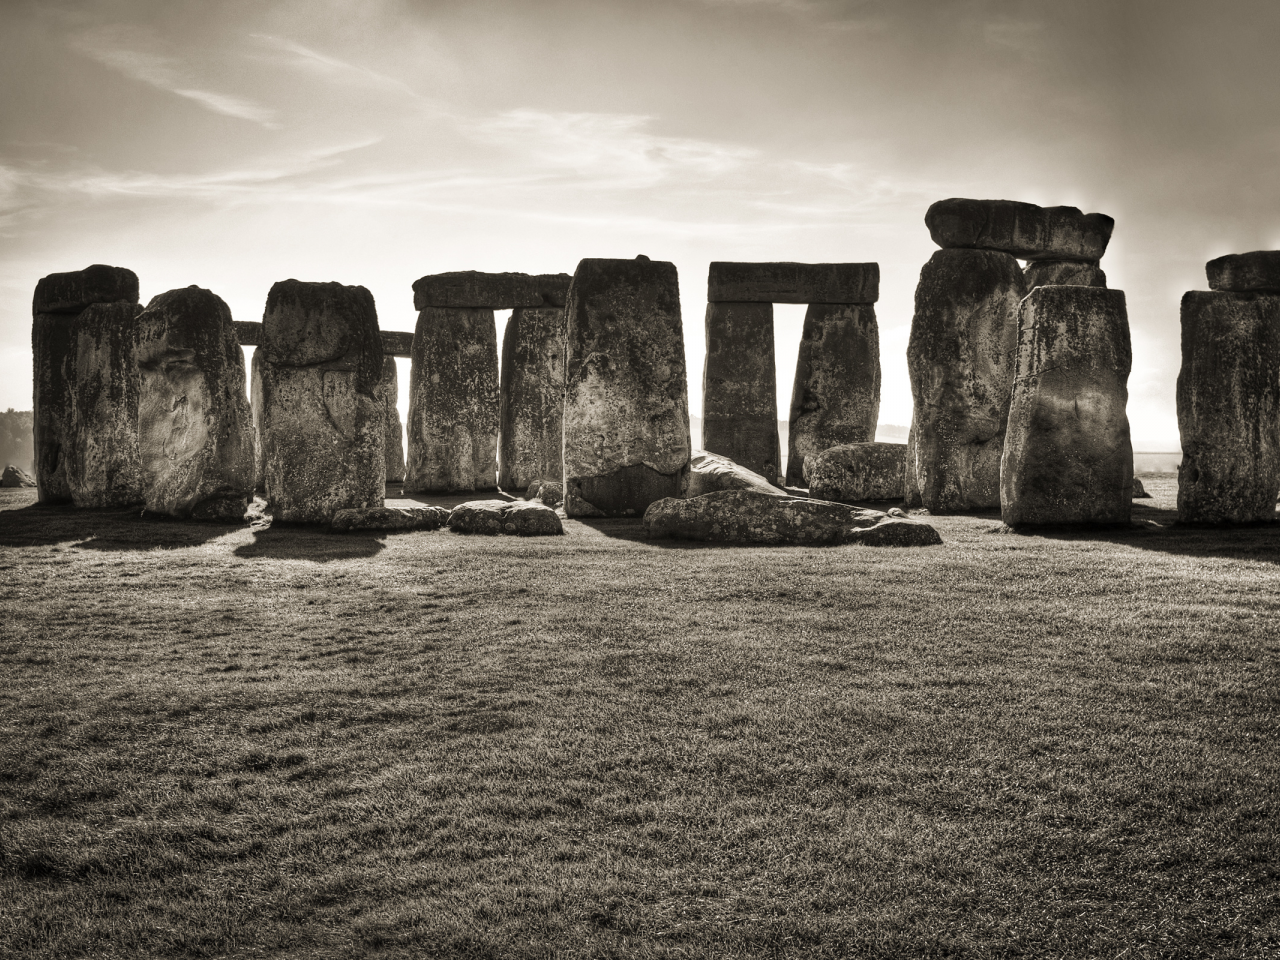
(708, 261), (879, 304)
(412, 271), (573, 310)
(925, 198), (1114, 262)
(1206, 251), (1280, 293)
(136, 286), (235, 357)
(33, 264), (139, 315)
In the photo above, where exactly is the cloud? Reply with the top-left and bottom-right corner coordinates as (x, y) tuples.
(250, 34), (423, 100)
(69, 28), (278, 127)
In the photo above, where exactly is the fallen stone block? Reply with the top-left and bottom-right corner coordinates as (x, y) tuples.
(643, 489), (942, 546)
(499, 305), (565, 492)
(804, 442), (906, 503)
(926, 198), (1114, 262)
(1, 465), (36, 488)
(707, 262), (879, 304)
(701, 302), (779, 480)
(449, 498), (564, 535)
(330, 505), (449, 532)
(412, 271), (572, 310)
(1024, 260), (1107, 291)
(525, 479), (563, 509)
(681, 450), (784, 499)
(1206, 251), (1280, 294)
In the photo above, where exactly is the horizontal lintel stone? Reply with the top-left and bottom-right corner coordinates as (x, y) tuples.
(707, 261), (879, 304)
(236, 321), (412, 357)
(1206, 251), (1280, 293)
(412, 271), (572, 310)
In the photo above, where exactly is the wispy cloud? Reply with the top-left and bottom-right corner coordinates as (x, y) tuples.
(251, 34), (423, 100)
(69, 27), (278, 127)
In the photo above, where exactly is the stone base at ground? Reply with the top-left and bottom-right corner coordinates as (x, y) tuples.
(681, 451), (784, 499)
(449, 499), (564, 535)
(566, 463), (684, 518)
(1, 465), (36, 487)
(644, 489), (941, 546)
(804, 442), (906, 502)
(330, 505), (450, 532)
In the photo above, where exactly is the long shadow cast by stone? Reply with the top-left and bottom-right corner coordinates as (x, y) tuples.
(0, 496), (230, 551)
(233, 523), (386, 561)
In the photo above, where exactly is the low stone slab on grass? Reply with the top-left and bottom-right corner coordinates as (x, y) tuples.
(449, 499), (564, 536)
(2, 465), (36, 488)
(644, 489), (941, 546)
(1133, 477), (1151, 499)
(330, 506), (450, 533)
(681, 451), (784, 499)
(805, 442), (906, 502)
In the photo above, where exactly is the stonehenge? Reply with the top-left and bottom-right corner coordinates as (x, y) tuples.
(1001, 286), (1133, 527)
(499, 302), (570, 492)
(562, 257), (691, 517)
(257, 280), (385, 523)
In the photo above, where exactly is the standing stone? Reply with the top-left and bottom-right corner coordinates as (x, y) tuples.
(134, 286), (254, 520)
(562, 257), (691, 516)
(926, 199), (1114, 261)
(785, 304), (881, 487)
(31, 265), (139, 503)
(406, 307), (499, 493)
(1176, 292), (1280, 523)
(702, 302), (779, 481)
(1024, 260), (1107, 291)
(66, 301), (145, 507)
(259, 280), (385, 523)
(1001, 286), (1133, 527)
(380, 355), (405, 483)
(907, 249), (1026, 512)
(250, 348), (265, 495)
(499, 305), (565, 492)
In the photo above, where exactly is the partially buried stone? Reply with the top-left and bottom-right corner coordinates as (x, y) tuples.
(785, 303), (881, 486)
(134, 286), (254, 520)
(1024, 260), (1107, 292)
(448, 498), (564, 535)
(379, 355), (405, 483)
(701, 302), (779, 480)
(681, 450), (784, 499)
(1206, 251), (1280, 294)
(926, 198), (1114, 262)
(804, 442), (906, 503)
(643, 489), (942, 546)
(499, 305), (565, 492)
(1, 465), (36, 488)
(330, 505), (449, 532)
(707, 262), (879, 305)
(562, 257), (691, 516)
(526, 479), (564, 509)
(907, 249), (1026, 511)
(1001, 286), (1133, 527)
(412, 271), (572, 310)
(1176, 291), (1280, 523)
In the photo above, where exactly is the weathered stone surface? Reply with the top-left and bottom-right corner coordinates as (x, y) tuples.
(804, 442), (906, 503)
(907, 249), (1027, 512)
(499, 305), (565, 492)
(1024, 260), (1107, 291)
(1, 465), (36, 488)
(134, 287), (254, 520)
(1132, 477), (1151, 499)
(259, 281), (385, 523)
(66, 301), (145, 508)
(903, 421), (922, 509)
(926, 199), (1114, 262)
(526, 479), (563, 508)
(707, 262), (879, 305)
(643, 490), (942, 546)
(702, 302), (779, 480)
(380, 355), (405, 483)
(234, 321), (263, 346)
(1206, 251), (1280, 294)
(32, 265), (140, 504)
(380, 331), (414, 356)
(1001, 286), (1133, 527)
(681, 450), (784, 499)
(33, 264), (138, 315)
(330, 505), (449, 532)
(412, 271), (572, 310)
(405, 307), (498, 493)
(250, 348), (265, 496)
(785, 303), (881, 486)
(1175, 291), (1280, 523)
(562, 258), (691, 517)
(448, 498), (564, 535)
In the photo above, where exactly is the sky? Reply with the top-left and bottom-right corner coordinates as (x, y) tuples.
(2, 0), (1278, 450)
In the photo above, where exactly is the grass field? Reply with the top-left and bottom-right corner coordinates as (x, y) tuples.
(1, 476), (1277, 959)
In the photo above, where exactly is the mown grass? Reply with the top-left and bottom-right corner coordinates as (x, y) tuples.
(0, 475), (1277, 959)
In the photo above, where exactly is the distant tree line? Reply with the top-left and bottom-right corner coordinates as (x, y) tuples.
(1, 410), (34, 473)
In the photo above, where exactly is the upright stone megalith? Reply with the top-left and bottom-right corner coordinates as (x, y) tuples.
(499, 305), (567, 491)
(66, 301), (146, 508)
(1177, 290), (1280, 523)
(31, 264), (139, 503)
(250, 347), (265, 495)
(135, 286), (254, 520)
(562, 257), (691, 516)
(380, 355), (405, 483)
(1001, 286), (1133, 527)
(259, 280), (385, 523)
(906, 249), (1026, 511)
(702, 302), (779, 481)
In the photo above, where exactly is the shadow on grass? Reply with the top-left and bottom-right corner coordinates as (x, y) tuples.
(232, 524), (386, 560)
(0, 498), (231, 550)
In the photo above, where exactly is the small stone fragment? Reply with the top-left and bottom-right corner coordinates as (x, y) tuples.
(804, 442), (906, 503)
(701, 302), (779, 480)
(330, 505), (449, 532)
(707, 262), (879, 304)
(1024, 260), (1107, 291)
(1, 465), (36, 488)
(412, 271), (572, 310)
(448, 498), (564, 535)
(681, 450), (785, 499)
(499, 305), (565, 492)
(926, 198), (1114, 262)
(1206, 251), (1280, 294)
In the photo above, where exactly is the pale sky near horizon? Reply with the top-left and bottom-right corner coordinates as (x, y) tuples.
(3, 0), (1278, 449)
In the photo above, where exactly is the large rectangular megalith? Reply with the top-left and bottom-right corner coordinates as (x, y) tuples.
(702, 301), (779, 481)
(135, 286), (254, 520)
(499, 305), (566, 492)
(1001, 286), (1133, 527)
(562, 257), (691, 516)
(380, 355), (406, 484)
(31, 264), (139, 504)
(259, 280), (385, 523)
